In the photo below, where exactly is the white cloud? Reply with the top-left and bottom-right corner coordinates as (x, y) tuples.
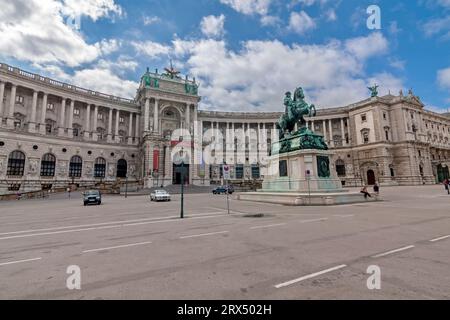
(171, 35), (402, 112)
(131, 41), (171, 59)
(143, 16), (161, 26)
(438, 67), (450, 89)
(96, 39), (122, 55)
(60, 0), (123, 21)
(288, 11), (316, 34)
(71, 67), (138, 98)
(344, 32), (388, 60)
(0, 0), (123, 67)
(201, 15), (226, 38)
(220, 0), (272, 15)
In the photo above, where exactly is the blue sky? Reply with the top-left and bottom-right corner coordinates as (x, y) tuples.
(1, 0), (450, 112)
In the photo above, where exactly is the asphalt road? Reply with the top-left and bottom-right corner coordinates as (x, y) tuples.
(0, 186), (449, 300)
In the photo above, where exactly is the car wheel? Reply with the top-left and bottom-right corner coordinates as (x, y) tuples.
(98, 201), (101, 205)
(84, 202), (87, 206)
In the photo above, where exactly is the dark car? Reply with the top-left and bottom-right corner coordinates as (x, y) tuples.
(83, 190), (102, 206)
(212, 186), (234, 195)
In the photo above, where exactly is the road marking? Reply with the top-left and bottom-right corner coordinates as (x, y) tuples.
(179, 231), (229, 239)
(371, 245), (415, 258)
(0, 214), (227, 241)
(275, 265), (347, 289)
(299, 218), (328, 223)
(430, 235), (450, 242)
(0, 257), (42, 267)
(334, 214), (355, 218)
(83, 241), (153, 253)
(0, 212), (226, 236)
(250, 223), (287, 230)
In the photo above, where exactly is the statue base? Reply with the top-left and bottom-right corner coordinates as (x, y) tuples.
(236, 149), (380, 206)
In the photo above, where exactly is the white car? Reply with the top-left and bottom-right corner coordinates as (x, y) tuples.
(150, 190), (171, 202)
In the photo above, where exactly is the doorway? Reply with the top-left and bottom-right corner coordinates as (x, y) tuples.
(173, 164), (189, 185)
(367, 169), (376, 185)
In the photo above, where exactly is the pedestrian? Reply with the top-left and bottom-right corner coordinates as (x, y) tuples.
(444, 179), (449, 195)
(373, 182), (380, 195)
(67, 187), (71, 199)
(361, 186), (372, 199)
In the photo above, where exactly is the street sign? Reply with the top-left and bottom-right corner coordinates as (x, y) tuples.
(223, 165), (231, 180)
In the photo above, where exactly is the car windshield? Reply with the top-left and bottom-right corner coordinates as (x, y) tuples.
(86, 191), (99, 196)
(156, 190), (167, 194)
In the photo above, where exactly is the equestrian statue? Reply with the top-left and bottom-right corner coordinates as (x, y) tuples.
(274, 86), (328, 153)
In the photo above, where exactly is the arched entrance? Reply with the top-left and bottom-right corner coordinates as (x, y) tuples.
(117, 159), (127, 178)
(437, 164), (449, 183)
(367, 170), (376, 185)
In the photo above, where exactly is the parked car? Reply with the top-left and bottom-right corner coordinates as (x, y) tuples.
(150, 189), (171, 202)
(212, 186), (234, 195)
(83, 190), (102, 206)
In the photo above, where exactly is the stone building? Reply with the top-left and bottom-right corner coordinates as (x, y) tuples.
(0, 62), (449, 194)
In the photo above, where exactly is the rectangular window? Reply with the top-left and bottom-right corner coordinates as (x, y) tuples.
(15, 95), (24, 104)
(74, 108), (80, 116)
(251, 165), (260, 179)
(383, 113), (387, 120)
(279, 160), (288, 177)
(47, 103), (54, 110)
(235, 165), (244, 179)
(98, 113), (104, 120)
(119, 117), (125, 123)
(361, 114), (367, 122)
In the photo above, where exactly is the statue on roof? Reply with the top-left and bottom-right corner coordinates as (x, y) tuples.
(368, 84), (379, 97)
(163, 60), (181, 79)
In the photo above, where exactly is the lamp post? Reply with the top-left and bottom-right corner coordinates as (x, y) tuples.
(125, 175), (128, 199)
(180, 147), (185, 219)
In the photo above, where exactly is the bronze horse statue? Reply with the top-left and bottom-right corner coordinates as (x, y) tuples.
(276, 87), (317, 139)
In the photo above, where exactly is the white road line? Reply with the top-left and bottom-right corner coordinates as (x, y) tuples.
(0, 257), (42, 267)
(83, 241), (153, 253)
(371, 245), (415, 258)
(0, 211), (226, 236)
(250, 223), (287, 230)
(298, 218), (328, 223)
(0, 214), (225, 241)
(430, 235), (450, 242)
(179, 231), (229, 239)
(334, 214), (355, 218)
(275, 265), (347, 289)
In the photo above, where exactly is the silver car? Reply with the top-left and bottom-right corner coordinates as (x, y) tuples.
(150, 190), (171, 202)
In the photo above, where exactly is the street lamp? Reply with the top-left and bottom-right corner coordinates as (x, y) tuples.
(124, 175), (128, 199)
(180, 147), (185, 219)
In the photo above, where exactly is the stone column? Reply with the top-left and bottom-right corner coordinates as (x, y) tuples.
(311, 121), (315, 132)
(322, 120), (327, 143)
(29, 90), (38, 133)
(128, 112), (134, 145)
(92, 105), (98, 141)
(38, 93), (48, 134)
(144, 98), (150, 134)
(347, 118), (351, 145)
(6, 84), (17, 128)
(341, 118), (346, 146)
(107, 107), (113, 142)
(153, 99), (159, 133)
(58, 98), (66, 136)
(328, 119), (334, 148)
(83, 104), (91, 139)
(0, 81), (5, 124)
(115, 109), (120, 143)
(67, 100), (74, 138)
(135, 114), (140, 143)
(185, 103), (190, 133)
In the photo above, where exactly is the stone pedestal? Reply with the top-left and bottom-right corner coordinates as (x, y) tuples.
(237, 145), (380, 206)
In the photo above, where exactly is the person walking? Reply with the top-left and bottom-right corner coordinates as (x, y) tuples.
(444, 179), (450, 195)
(373, 182), (380, 195)
(361, 186), (372, 199)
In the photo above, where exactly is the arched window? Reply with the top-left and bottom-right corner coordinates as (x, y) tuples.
(7, 151), (26, 176)
(336, 159), (346, 177)
(94, 157), (106, 178)
(69, 156), (83, 178)
(117, 159), (127, 178)
(40, 153), (56, 177)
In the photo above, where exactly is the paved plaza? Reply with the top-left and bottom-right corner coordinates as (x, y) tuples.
(0, 186), (449, 300)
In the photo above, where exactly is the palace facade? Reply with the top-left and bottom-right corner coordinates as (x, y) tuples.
(1, 62), (449, 195)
